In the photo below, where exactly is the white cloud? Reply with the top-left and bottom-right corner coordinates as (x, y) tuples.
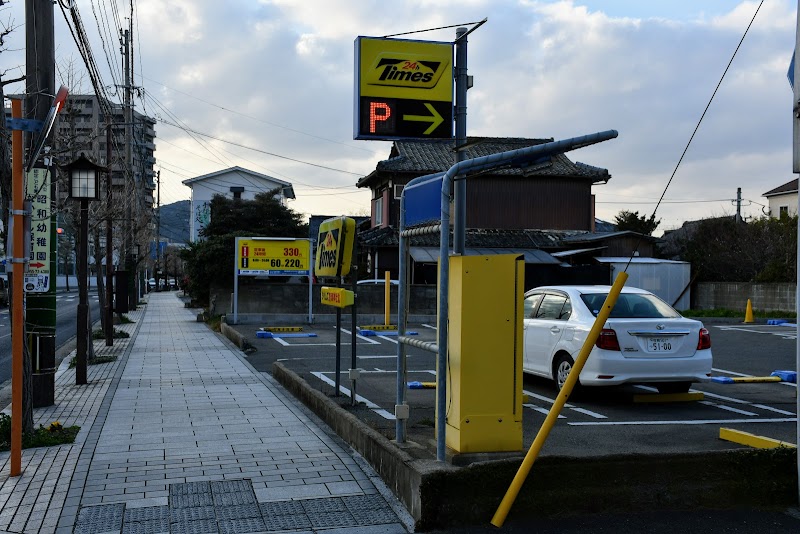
(4, 0), (796, 228)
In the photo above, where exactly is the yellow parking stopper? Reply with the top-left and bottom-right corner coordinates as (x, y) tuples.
(719, 428), (796, 449)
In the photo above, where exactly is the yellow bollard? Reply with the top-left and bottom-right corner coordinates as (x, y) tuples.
(491, 271), (628, 527)
(744, 299), (754, 323)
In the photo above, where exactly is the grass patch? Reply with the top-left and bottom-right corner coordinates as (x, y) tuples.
(68, 354), (118, 368)
(92, 329), (130, 340)
(682, 308), (796, 319)
(207, 314), (223, 332)
(0, 415), (80, 451)
(118, 314), (134, 324)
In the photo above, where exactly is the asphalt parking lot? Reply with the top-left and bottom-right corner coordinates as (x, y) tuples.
(232, 317), (798, 460)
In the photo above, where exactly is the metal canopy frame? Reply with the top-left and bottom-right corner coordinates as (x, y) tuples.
(395, 129), (619, 461)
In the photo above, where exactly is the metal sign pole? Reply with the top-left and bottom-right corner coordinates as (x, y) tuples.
(233, 237), (240, 324)
(308, 240), (314, 324)
(793, 0), (800, 502)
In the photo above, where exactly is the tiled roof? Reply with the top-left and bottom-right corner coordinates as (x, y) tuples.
(357, 137), (610, 188)
(358, 227), (620, 249)
(763, 178), (798, 197)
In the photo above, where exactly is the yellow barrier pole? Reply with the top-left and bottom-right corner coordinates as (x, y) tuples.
(491, 271), (628, 527)
(384, 270), (390, 326)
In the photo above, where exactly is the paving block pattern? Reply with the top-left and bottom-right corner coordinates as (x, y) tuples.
(75, 479), (402, 532)
(0, 293), (410, 533)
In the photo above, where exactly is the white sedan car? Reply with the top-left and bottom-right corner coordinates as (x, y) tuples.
(522, 285), (712, 393)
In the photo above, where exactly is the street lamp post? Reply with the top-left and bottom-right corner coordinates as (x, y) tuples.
(65, 154), (102, 385)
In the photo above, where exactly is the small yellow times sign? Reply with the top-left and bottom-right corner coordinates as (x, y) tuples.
(315, 217), (355, 277)
(236, 238), (310, 276)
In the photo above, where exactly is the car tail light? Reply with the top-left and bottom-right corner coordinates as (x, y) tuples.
(697, 327), (711, 350)
(596, 329), (620, 351)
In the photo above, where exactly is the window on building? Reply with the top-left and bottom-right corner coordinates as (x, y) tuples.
(374, 196), (383, 226)
(230, 186), (244, 200)
(780, 206), (789, 218)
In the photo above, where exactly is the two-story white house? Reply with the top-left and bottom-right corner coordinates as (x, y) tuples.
(182, 166), (295, 242)
(763, 178), (798, 218)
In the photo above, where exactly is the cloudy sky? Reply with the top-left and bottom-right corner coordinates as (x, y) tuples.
(3, 0), (797, 235)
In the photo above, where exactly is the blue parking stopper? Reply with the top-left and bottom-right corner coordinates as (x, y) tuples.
(770, 370), (797, 383)
(710, 376), (735, 384)
(767, 319), (789, 325)
(256, 331), (274, 338)
(358, 329), (377, 336)
(408, 381), (423, 389)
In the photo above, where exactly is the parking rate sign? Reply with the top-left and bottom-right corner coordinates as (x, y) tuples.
(236, 238), (311, 276)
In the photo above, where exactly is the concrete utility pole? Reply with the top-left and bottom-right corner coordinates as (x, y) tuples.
(156, 169), (161, 290)
(105, 124), (114, 346)
(735, 187), (742, 223)
(24, 0), (56, 412)
(122, 27), (135, 309)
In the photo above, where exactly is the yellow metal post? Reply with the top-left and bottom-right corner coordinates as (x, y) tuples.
(446, 255), (524, 453)
(384, 270), (390, 326)
(491, 271), (628, 527)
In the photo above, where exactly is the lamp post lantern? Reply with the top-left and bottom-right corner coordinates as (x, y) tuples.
(64, 154), (102, 385)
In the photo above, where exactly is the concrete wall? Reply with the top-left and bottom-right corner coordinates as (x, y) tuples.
(211, 282), (437, 320)
(694, 282), (796, 312)
(214, 281), (797, 318)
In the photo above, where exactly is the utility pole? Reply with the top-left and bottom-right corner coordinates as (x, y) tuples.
(24, 0), (56, 412)
(122, 27), (135, 309)
(156, 170), (161, 290)
(105, 124), (113, 346)
(735, 187), (742, 223)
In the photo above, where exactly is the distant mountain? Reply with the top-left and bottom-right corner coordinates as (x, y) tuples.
(157, 200), (190, 244)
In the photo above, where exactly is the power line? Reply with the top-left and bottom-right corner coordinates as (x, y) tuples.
(156, 118), (364, 177)
(139, 74), (375, 154)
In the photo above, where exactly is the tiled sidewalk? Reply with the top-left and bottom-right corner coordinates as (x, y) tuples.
(0, 293), (411, 533)
(0, 304), (143, 533)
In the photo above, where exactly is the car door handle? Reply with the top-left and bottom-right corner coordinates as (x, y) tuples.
(550, 326), (560, 333)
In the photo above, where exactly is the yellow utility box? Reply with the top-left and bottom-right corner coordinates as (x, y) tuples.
(445, 254), (524, 453)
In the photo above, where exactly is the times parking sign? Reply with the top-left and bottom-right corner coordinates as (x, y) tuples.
(354, 36), (454, 141)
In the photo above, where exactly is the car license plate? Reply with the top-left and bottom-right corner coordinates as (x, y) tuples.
(648, 338), (672, 352)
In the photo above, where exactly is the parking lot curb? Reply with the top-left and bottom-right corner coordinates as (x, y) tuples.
(272, 361), (800, 530)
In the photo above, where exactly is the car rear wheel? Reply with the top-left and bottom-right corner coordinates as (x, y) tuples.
(656, 381), (692, 394)
(553, 353), (580, 392)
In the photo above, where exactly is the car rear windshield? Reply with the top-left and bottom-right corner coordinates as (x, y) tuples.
(580, 293), (681, 319)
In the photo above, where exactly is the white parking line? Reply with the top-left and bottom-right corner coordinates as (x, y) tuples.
(698, 401), (757, 416)
(421, 324), (436, 330)
(568, 417), (796, 426)
(340, 328), (380, 345)
(272, 337), (290, 346)
(524, 404), (565, 418)
(568, 407), (608, 419)
(378, 336), (398, 344)
(522, 389), (607, 419)
(311, 371), (396, 420)
(715, 325), (796, 339)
